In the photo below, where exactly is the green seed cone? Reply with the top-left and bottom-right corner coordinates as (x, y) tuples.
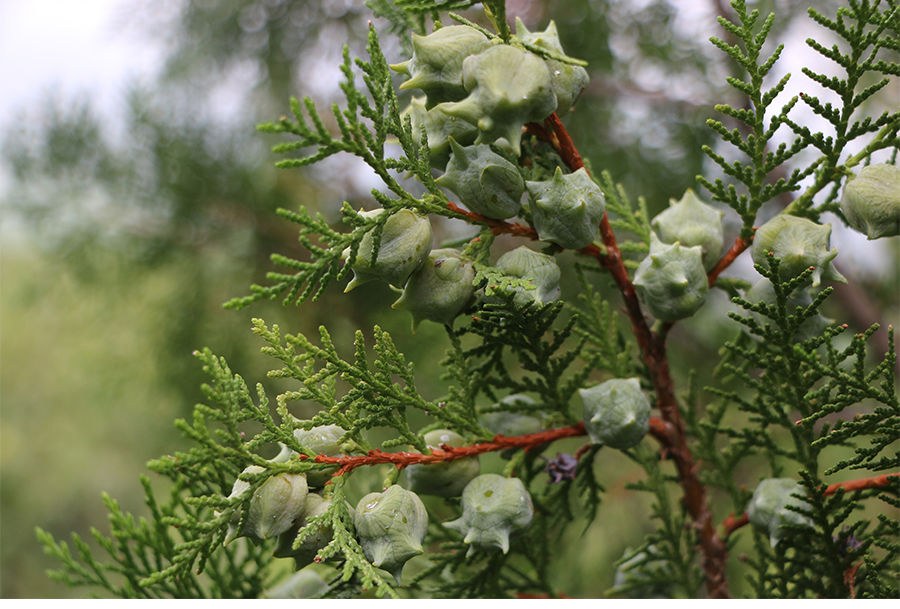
(840, 163), (900, 239)
(526, 167), (606, 249)
(444, 474), (533, 556)
(751, 215), (846, 287)
(392, 248), (475, 328)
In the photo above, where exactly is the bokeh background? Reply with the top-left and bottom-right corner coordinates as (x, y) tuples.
(1, 0), (896, 598)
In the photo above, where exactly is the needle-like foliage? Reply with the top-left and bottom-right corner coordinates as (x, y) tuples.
(38, 0), (898, 599)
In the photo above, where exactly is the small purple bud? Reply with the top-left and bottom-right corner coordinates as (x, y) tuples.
(543, 452), (577, 483)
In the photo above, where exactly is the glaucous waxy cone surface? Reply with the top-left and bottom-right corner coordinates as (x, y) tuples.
(580, 377), (651, 449)
(353, 485), (428, 582)
(492, 246), (561, 307)
(390, 25), (491, 107)
(224, 466), (309, 544)
(342, 209), (432, 292)
(436, 139), (524, 219)
(402, 96), (478, 169)
(293, 424), (349, 486)
(633, 233), (708, 322)
(651, 188), (725, 270)
(527, 167), (606, 249)
(514, 18), (589, 116)
(442, 45), (557, 155)
(273, 493), (333, 568)
(393, 248), (475, 328)
(747, 478), (813, 546)
(444, 473), (534, 555)
(750, 215), (846, 287)
(840, 163), (900, 239)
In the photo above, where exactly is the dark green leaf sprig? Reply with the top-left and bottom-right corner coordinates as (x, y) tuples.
(610, 444), (703, 598)
(447, 300), (588, 428)
(699, 0), (817, 238)
(706, 256), (899, 597)
(226, 25), (462, 310)
(569, 264), (637, 380)
(593, 170), (652, 266)
(254, 318), (485, 449)
(782, 0), (900, 217)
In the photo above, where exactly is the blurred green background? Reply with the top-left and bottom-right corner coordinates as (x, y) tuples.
(1, 0), (895, 598)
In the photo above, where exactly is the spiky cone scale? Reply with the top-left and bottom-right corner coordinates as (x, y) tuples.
(651, 188), (725, 270)
(273, 493), (333, 568)
(390, 25), (491, 108)
(406, 429), (480, 497)
(526, 167), (606, 249)
(492, 245), (561, 307)
(223, 465), (309, 544)
(633, 233), (708, 321)
(444, 474), (534, 556)
(435, 139), (524, 219)
(392, 248), (475, 328)
(441, 45), (557, 155)
(353, 485), (428, 583)
(746, 478), (813, 547)
(514, 18), (589, 116)
(840, 163), (900, 239)
(580, 378), (651, 449)
(342, 209), (433, 292)
(750, 215), (846, 287)
(402, 96), (478, 169)
(293, 424), (349, 487)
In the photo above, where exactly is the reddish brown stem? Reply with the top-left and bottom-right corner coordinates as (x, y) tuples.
(707, 236), (752, 286)
(721, 473), (900, 537)
(544, 114), (731, 597)
(446, 201), (537, 238)
(824, 473), (900, 495)
(844, 561), (862, 599)
(305, 418), (675, 479)
(722, 512), (750, 537)
(313, 422), (587, 477)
